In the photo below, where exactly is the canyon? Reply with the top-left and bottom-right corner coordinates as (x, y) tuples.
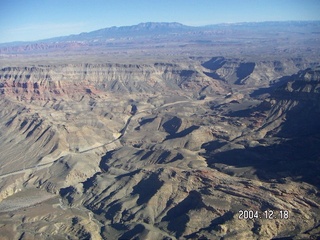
(0, 22), (319, 239)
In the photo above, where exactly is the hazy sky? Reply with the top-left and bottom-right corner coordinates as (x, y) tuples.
(1, 0), (319, 43)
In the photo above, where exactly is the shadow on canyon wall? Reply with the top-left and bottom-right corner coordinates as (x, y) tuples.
(203, 136), (320, 187)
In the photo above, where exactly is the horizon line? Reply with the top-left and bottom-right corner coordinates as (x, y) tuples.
(1, 19), (319, 45)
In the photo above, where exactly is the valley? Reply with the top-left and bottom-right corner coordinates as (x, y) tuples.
(0, 21), (319, 239)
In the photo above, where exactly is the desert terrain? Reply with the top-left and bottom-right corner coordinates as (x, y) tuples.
(0, 21), (320, 239)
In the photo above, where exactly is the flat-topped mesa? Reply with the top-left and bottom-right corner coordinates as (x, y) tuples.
(258, 66), (320, 138)
(295, 66), (320, 82)
(0, 66), (97, 101)
(272, 66), (320, 101)
(202, 56), (320, 86)
(0, 63), (226, 101)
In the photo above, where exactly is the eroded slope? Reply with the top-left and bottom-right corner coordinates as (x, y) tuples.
(0, 59), (319, 239)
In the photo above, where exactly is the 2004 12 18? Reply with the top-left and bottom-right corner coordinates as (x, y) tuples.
(238, 210), (289, 220)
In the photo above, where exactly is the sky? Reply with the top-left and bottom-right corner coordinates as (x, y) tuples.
(0, 0), (319, 43)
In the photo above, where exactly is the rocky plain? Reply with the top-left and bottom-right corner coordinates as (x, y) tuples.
(0, 21), (320, 239)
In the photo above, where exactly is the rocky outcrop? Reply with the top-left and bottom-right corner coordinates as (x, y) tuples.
(260, 66), (320, 137)
(63, 164), (320, 239)
(0, 63), (225, 101)
(202, 56), (319, 86)
(201, 66), (320, 187)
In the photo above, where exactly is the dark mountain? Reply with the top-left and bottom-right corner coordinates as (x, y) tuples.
(47, 22), (192, 42)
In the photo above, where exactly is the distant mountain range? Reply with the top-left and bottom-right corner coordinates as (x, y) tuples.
(1, 21), (320, 55)
(45, 22), (193, 42)
(3, 21), (320, 44)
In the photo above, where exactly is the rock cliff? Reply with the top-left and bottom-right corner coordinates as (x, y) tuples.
(0, 62), (225, 101)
